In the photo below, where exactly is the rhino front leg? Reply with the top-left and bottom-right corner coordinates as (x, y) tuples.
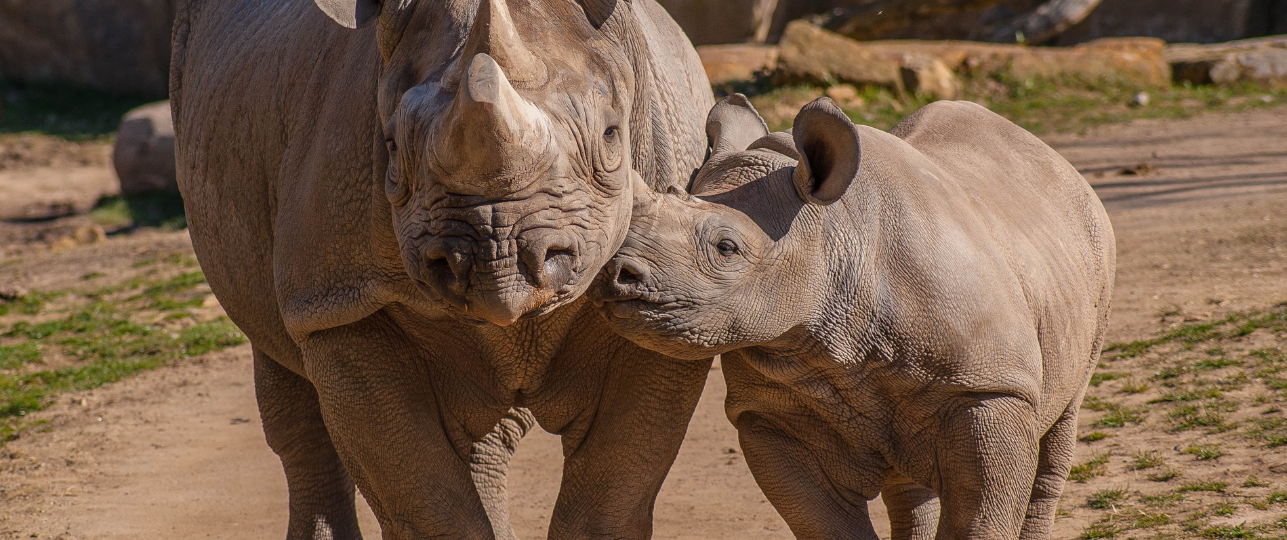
(470, 408), (538, 540)
(932, 395), (1039, 540)
(255, 347), (362, 540)
(882, 475), (940, 540)
(736, 411), (880, 540)
(303, 313), (495, 540)
(545, 344), (711, 539)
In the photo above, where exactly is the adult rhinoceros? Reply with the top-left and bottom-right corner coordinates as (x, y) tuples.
(170, 0), (714, 538)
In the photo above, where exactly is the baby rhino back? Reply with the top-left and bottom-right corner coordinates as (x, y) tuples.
(874, 101), (1115, 422)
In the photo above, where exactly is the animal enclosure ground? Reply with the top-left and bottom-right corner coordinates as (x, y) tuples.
(1, 105), (1286, 539)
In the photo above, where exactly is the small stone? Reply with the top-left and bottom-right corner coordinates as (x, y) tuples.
(49, 236), (78, 252)
(72, 224), (106, 245)
(0, 285), (27, 301)
(1131, 91), (1150, 107)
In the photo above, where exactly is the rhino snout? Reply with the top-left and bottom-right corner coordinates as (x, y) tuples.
(597, 256), (652, 307)
(414, 227), (587, 326)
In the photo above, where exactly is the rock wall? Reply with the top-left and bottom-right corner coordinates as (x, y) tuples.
(661, 0), (1287, 46)
(0, 0), (173, 98)
(1052, 0), (1268, 45)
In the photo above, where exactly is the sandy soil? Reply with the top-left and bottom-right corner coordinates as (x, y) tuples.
(1, 105), (1285, 539)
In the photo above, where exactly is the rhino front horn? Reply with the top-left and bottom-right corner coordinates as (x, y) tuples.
(434, 53), (555, 194)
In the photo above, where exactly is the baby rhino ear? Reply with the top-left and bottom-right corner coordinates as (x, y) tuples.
(791, 98), (861, 206)
(706, 94), (769, 157)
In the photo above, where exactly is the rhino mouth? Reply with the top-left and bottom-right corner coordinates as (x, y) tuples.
(406, 230), (589, 326)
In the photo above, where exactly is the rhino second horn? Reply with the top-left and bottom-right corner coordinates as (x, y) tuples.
(442, 0), (547, 91)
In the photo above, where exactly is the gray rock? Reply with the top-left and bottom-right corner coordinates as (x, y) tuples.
(1166, 37), (1287, 86)
(113, 101), (176, 196)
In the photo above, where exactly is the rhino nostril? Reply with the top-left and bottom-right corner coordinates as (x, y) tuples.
(519, 232), (578, 289)
(423, 241), (473, 294)
(612, 258), (649, 289)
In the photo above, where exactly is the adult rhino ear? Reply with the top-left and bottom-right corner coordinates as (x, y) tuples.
(791, 97), (861, 206)
(315, 0), (382, 29)
(706, 94), (769, 157)
(580, 0), (627, 28)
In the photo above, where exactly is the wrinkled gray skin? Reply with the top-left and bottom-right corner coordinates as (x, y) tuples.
(594, 96), (1116, 540)
(170, 0), (714, 538)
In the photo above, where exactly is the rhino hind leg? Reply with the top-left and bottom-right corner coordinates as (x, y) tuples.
(1019, 402), (1079, 540)
(254, 348), (363, 540)
(470, 408), (538, 540)
(881, 476), (939, 540)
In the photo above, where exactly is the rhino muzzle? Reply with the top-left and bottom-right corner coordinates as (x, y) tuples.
(416, 225), (581, 326)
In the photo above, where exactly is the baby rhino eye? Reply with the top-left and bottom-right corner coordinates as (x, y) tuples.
(716, 239), (740, 256)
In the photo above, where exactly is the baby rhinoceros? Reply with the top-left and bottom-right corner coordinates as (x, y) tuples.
(593, 95), (1116, 540)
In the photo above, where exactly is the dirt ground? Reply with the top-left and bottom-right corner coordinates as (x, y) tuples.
(1, 105), (1286, 539)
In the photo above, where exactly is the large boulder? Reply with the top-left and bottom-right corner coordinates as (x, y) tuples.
(697, 44), (780, 84)
(113, 101), (176, 195)
(775, 21), (906, 91)
(0, 0), (172, 98)
(1167, 36), (1287, 87)
(775, 21), (1169, 92)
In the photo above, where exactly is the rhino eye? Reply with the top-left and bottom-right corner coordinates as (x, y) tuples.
(597, 125), (623, 173)
(716, 239), (740, 256)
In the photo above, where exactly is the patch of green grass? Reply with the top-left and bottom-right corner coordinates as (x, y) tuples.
(1268, 490), (1287, 504)
(1153, 388), (1224, 402)
(89, 193), (187, 231)
(0, 312), (244, 420)
(1091, 371), (1126, 387)
(1070, 451), (1111, 483)
(0, 342), (41, 370)
(138, 271), (206, 310)
(1179, 481), (1229, 493)
(1096, 404), (1149, 428)
(738, 74), (1287, 136)
(0, 290), (66, 316)
(80, 272), (106, 281)
(1105, 306), (1287, 360)
(1244, 475), (1270, 488)
(0, 80), (154, 140)
(1142, 492), (1184, 507)
(1250, 348), (1285, 363)
(1170, 405), (1230, 431)
(1088, 488), (1128, 509)
(1133, 512), (1173, 528)
(1149, 468), (1182, 482)
(1132, 450), (1166, 470)
(1196, 357), (1242, 370)
(1214, 502), (1237, 517)
(1120, 379), (1149, 394)
(1080, 431), (1111, 442)
(1202, 524), (1255, 539)
(1080, 521), (1120, 539)
(1183, 444), (1226, 461)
